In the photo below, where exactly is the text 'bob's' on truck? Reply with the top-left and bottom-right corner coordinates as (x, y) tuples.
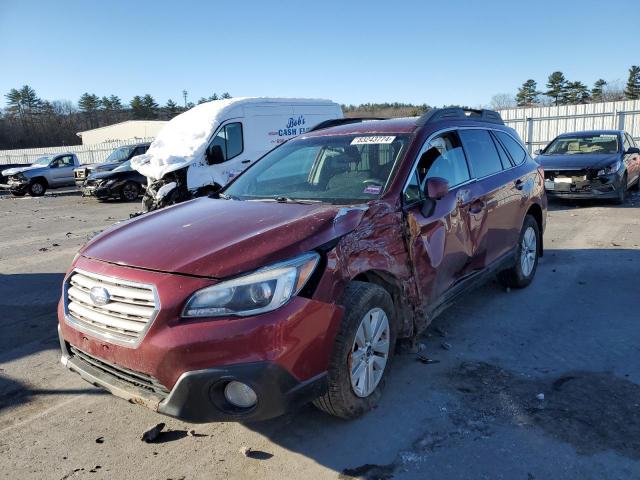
(131, 97), (343, 211)
(59, 107), (547, 423)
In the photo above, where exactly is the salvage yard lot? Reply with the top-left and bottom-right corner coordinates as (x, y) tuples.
(1, 193), (639, 479)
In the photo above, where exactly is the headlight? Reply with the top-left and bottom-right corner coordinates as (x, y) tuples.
(182, 252), (320, 318)
(597, 160), (622, 176)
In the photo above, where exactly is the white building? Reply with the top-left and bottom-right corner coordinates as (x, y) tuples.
(77, 120), (168, 145)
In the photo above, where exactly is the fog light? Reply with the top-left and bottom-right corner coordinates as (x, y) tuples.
(224, 381), (257, 408)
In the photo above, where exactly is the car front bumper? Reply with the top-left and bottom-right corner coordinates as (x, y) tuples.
(58, 256), (343, 422)
(544, 171), (623, 200)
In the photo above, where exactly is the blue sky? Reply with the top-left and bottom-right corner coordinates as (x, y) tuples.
(1, 0), (636, 108)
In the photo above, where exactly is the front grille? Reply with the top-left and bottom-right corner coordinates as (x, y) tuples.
(69, 345), (169, 395)
(75, 169), (87, 179)
(65, 269), (158, 346)
(545, 169), (595, 180)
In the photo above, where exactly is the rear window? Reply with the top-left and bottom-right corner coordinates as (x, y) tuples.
(495, 131), (527, 166)
(459, 129), (503, 178)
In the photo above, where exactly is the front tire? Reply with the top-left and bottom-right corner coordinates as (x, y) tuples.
(313, 281), (396, 419)
(120, 181), (140, 201)
(614, 173), (628, 205)
(10, 190), (26, 197)
(28, 180), (46, 197)
(498, 215), (540, 289)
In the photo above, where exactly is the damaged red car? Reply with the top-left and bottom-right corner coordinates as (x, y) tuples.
(58, 108), (546, 422)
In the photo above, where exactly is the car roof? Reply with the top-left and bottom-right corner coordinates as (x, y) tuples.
(304, 117), (420, 137)
(557, 130), (622, 137)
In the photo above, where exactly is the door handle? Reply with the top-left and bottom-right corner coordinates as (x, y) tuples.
(514, 179), (524, 190)
(241, 160), (251, 164)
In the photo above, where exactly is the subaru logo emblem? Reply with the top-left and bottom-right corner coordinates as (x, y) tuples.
(90, 286), (110, 306)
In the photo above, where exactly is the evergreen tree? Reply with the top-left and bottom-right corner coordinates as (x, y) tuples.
(209, 93), (219, 101)
(130, 95), (145, 119)
(624, 65), (640, 100)
(78, 93), (101, 113)
(221, 92), (232, 99)
(591, 79), (607, 102)
(165, 99), (180, 115)
(109, 95), (123, 110)
(545, 71), (568, 106)
(5, 88), (24, 116)
(515, 80), (540, 106)
(197, 97), (208, 104)
(564, 81), (590, 104)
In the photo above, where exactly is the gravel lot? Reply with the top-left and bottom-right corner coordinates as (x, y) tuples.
(1, 191), (639, 479)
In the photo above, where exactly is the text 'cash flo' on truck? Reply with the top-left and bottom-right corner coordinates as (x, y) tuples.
(59, 108), (547, 422)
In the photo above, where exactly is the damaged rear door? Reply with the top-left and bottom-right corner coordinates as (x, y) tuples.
(402, 130), (478, 309)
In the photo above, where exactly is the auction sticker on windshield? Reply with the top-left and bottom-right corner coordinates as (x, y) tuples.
(351, 136), (396, 145)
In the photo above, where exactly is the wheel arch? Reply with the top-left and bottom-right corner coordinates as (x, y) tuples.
(30, 176), (49, 187)
(525, 203), (544, 257)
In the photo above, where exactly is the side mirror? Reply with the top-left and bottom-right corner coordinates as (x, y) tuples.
(626, 147), (640, 155)
(205, 145), (225, 165)
(534, 149), (543, 156)
(425, 177), (449, 200)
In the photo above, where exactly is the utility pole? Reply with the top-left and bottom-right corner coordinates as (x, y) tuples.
(182, 90), (188, 108)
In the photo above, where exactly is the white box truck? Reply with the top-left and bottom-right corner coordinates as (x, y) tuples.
(132, 97), (343, 211)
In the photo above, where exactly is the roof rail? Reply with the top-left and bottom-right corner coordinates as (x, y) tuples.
(308, 117), (384, 132)
(415, 108), (504, 126)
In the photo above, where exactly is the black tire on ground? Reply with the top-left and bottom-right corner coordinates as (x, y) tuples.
(10, 190), (26, 197)
(614, 174), (628, 205)
(120, 181), (141, 201)
(497, 214), (540, 289)
(28, 180), (46, 197)
(313, 281), (396, 419)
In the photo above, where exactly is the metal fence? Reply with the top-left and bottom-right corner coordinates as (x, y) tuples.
(0, 137), (155, 166)
(497, 99), (640, 153)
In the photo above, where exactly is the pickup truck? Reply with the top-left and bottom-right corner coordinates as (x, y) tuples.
(0, 153), (80, 196)
(74, 143), (150, 186)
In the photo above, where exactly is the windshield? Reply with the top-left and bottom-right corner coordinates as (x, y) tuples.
(543, 134), (619, 155)
(105, 146), (133, 162)
(225, 134), (410, 204)
(112, 160), (132, 172)
(31, 156), (52, 166)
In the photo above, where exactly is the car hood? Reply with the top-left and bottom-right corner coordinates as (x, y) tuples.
(537, 153), (619, 170)
(81, 198), (368, 278)
(2, 165), (43, 176)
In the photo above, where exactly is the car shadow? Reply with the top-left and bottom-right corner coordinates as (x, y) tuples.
(548, 189), (640, 211)
(242, 247), (640, 476)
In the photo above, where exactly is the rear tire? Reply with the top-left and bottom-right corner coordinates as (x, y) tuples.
(313, 281), (396, 419)
(120, 181), (140, 201)
(498, 215), (540, 289)
(28, 180), (46, 197)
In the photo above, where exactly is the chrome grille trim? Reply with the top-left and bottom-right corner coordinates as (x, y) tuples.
(69, 345), (169, 395)
(64, 268), (160, 347)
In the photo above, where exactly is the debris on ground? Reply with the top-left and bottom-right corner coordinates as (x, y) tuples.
(611, 242), (621, 247)
(417, 353), (440, 365)
(240, 447), (273, 460)
(441, 342), (452, 351)
(141, 423), (165, 443)
(95, 437), (104, 444)
(52, 243), (60, 247)
(38, 247), (48, 252)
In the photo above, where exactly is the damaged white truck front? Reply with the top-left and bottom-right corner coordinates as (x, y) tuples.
(131, 97), (343, 211)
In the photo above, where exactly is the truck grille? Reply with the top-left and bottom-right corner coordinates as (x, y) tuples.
(65, 269), (159, 346)
(75, 168), (87, 179)
(69, 345), (169, 395)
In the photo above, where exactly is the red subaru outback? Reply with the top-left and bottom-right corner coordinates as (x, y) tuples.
(58, 108), (546, 421)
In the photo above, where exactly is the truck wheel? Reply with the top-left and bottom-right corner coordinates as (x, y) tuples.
(313, 281), (396, 419)
(28, 180), (46, 197)
(498, 215), (540, 289)
(120, 182), (140, 201)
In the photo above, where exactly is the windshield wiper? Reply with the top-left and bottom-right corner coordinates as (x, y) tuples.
(212, 192), (239, 200)
(274, 196), (322, 204)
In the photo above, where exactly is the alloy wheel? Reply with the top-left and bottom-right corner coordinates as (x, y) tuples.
(520, 226), (537, 277)
(350, 307), (390, 398)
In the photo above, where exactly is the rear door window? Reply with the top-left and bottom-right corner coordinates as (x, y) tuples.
(459, 129), (504, 178)
(420, 131), (470, 187)
(494, 131), (527, 166)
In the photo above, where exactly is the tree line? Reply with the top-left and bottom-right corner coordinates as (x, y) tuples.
(492, 66), (640, 109)
(0, 87), (231, 149)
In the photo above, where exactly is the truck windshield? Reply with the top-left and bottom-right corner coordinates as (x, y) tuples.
(32, 156), (52, 166)
(112, 160), (132, 172)
(543, 134), (619, 155)
(105, 146), (133, 162)
(224, 134), (409, 204)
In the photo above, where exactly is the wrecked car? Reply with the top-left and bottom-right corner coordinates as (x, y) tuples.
(81, 160), (146, 201)
(74, 142), (150, 186)
(537, 130), (640, 203)
(58, 108), (546, 422)
(131, 97), (343, 212)
(1, 153), (80, 196)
